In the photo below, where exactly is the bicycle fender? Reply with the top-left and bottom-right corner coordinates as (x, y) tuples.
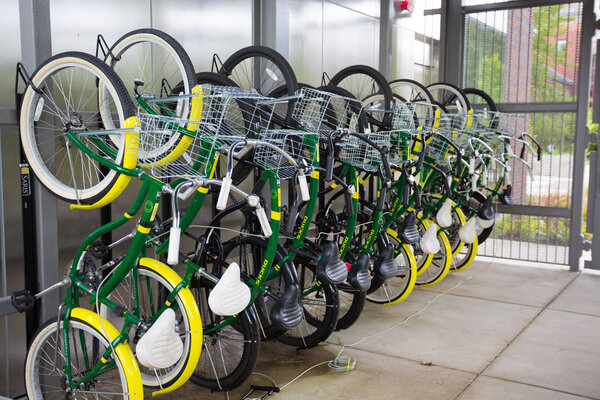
(137, 257), (203, 397)
(70, 116), (139, 210)
(70, 307), (144, 399)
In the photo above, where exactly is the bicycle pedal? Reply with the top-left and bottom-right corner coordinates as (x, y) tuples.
(88, 241), (109, 259)
(11, 289), (36, 313)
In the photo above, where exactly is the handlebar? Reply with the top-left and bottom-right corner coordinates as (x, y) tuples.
(520, 133), (542, 161)
(427, 132), (462, 177)
(166, 176), (273, 264)
(423, 161), (455, 201)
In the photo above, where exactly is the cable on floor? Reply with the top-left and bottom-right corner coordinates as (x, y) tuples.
(275, 269), (481, 394)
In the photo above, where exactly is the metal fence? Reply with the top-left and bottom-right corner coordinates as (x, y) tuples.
(460, 0), (588, 265)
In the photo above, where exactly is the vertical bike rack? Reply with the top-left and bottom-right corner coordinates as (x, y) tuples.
(14, 63), (41, 343)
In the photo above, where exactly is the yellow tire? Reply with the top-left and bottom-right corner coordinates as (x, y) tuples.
(98, 257), (202, 395)
(25, 308), (143, 399)
(415, 218), (452, 286)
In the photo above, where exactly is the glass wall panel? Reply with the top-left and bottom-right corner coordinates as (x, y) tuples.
(151, 0), (253, 73)
(322, 1), (379, 76)
(50, 0), (150, 54)
(290, 0), (323, 85)
(0, 1), (21, 108)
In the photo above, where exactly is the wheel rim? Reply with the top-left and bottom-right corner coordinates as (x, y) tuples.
(366, 245), (413, 303)
(28, 320), (128, 399)
(427, 83), (471, 129)
(22, 61), (125, 202)
(193, 281), (252, 387)
(389, 80), (437, 130)
(222, 55), (292, 98)
(100, 269), (191, 386)
(105, 36), (192, 162)
(329, 68), (393, 130)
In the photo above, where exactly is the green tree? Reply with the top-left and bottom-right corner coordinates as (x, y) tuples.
(530, 5), (577, 151)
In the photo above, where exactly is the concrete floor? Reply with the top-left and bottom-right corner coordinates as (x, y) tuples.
(167, 258), (600, 400)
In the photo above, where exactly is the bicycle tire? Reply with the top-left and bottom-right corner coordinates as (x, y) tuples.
(463, 87), (497, 112)
(104, 28), (196, 165)
(427, 82), (472, 129)
(219, 45), (298, 124)
(317, 85), (367, 133)
(190, 71), (262, 186)
(367, 243), (417, 305)
(25, 309), (143, 399)
(415, 219), (452, 286)
(389, 78), (437, 129)
(477, 225), (493, 244)
(189, 276), (261, 391)
(221, 235), (295, 340)
(389, 78), (435, 104)
(451, 239), (479, 272)
(328, 65), (394, 130)
(446, 205), (480, 272)
(335, 285), (366, 331)
(463, 87), (500, 131)
(427, 82), (472, 113)
(19, 51), (136, 205)
(98, 259), (201, 390)
(277, 263), (339, 349)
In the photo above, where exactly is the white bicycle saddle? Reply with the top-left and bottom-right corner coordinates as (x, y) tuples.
(436, 199), (453, 228)
(208, 262), (251, 316)
(420, 223), (441, 254)
(476, 215), (495, 229)
(459, 217), (477, 244)
(136, 308), (183, 369)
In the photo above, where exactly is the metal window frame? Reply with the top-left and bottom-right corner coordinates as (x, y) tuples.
(439, 0), (595, 270)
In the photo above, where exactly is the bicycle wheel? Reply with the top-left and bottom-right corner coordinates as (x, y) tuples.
(463, 88), (497, 113)
(328, 65), (394, 130)
(19, 51), (136, 205)
(367, 243), (417, 305)
(389, 78), (436, 129)
(390, 78), (434, 104)
(25, 308), (143, 399)
(190, 71), (261, 185)
(335, 285), (366, 331)
(99, 259), (201, 390)
(415, 219), (452, 286)
(427, 82), (472, 129)
(477, 225), (493, 244)
(219, 45), (298, 123)
(103, 28), (196, 164)
(277, 263), (339, 349)
(189, 275), (260, 391)
(221, 235), (294, 340)
(446, 205), (479, 272)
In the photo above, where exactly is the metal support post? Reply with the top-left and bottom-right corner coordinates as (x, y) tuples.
(584, 35), (600, 269)
(18, 0), (59, 333)
(569, 0), (594, 271)
(379, 0), (394, 79)
(439, 0), (463, 85)
(253, 0), (290, 58)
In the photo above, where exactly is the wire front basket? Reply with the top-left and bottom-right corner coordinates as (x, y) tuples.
(133, 85), (292, 180)
(253, 130), (319, 180)
(132, 113), (223, 179)
(292, 87), (364, 136)
(337, 132), (389, 172)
